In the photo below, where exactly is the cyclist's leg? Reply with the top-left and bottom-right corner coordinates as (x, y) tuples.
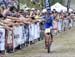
(49, 27), (54, 43)
(44, 28), (51, 48)
(45, 33), (50, 49)
(50, 31), (53, 43)
(44, 28), (53, 48)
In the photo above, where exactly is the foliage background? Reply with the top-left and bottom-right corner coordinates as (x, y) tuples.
(19, 0), (64, 10)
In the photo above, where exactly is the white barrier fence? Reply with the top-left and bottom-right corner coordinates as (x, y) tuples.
(0, 22), (41, 53)
(0, 26), (5, 51)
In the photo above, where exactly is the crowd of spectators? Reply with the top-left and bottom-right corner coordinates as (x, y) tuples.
(0, 2), (75, 32)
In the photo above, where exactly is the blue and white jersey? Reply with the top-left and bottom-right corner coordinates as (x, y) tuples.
(42, 15), (53, 29)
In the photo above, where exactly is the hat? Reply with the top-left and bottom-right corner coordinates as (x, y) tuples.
(25, 7), (30, 11)
(31, 8), (35, 11)
(42, 9), (47, 13)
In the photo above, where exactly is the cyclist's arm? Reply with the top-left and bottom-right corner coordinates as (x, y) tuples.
(52, 20), (58, 30)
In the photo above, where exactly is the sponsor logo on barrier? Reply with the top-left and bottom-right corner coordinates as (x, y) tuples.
(0, 31), (3, 38)
(14, 35), (19, 39)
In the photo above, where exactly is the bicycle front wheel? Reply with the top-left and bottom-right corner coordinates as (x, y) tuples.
(47, 43), (51, 53)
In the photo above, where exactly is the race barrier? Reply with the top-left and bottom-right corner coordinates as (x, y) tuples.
(0, 19), (74, 53)
(0, 22), (41, 53)
(0, 26), (5, 53)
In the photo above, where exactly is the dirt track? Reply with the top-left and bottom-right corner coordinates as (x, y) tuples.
(3, 26), (75, 57)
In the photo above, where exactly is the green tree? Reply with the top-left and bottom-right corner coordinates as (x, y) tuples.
(20, 0), (64, 10)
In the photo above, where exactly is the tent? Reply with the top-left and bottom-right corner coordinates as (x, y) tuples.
(51, 2), (73, 12)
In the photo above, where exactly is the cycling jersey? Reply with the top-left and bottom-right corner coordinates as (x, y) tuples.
(42, 16), (53, 29)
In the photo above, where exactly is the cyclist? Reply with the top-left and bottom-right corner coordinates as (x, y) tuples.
(42, 11), (54, 51)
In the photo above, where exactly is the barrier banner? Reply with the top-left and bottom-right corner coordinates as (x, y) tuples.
(19, 26), (25, 44)
(6, 30), (13, 48)
(13, 26), (25, 48)
(29, 23), (40, 41)
(34, 23), (38, 39)
(22, 26), (26, 43)
(23, 25), (27, 43)
(0, 26), (5, 51)
(35, 23), (40, 39)
(29, 23), (35, 41)
(24, 24), (29, 43)
(36, 22), (40, 38)
(13, 26), (19, 48)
